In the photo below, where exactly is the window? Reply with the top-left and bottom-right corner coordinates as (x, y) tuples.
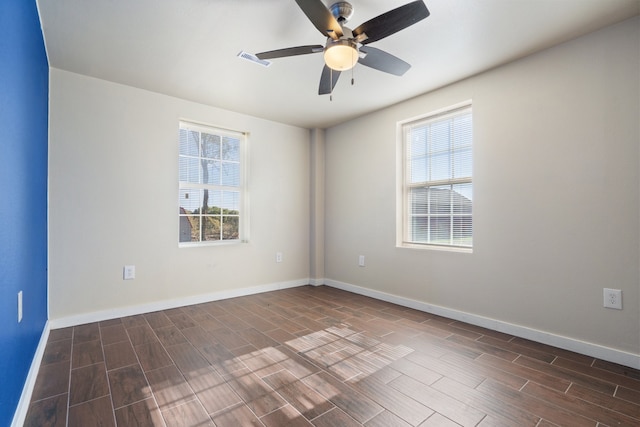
(400, 103), (473, 249)
(179, 121), (246, 245)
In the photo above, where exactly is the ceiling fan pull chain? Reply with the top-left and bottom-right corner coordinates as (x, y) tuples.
(351, 62), (354, 85)
(352, 48), (355, 86)
(330, 68), (333, 101)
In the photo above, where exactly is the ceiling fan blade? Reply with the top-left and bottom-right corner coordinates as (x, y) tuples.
(352, 0), (430, 45)
(256, 45), (324, 60)
(295, 0), (343, 40)
(358, 46), (411, 76)
(319, 65), (341, 95)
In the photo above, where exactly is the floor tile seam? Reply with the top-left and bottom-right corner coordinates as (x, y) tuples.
(612, 386), (640, 406)
(67, 390), (112, 409)
(157, 393), (199, 412)
(123, 323), (167, 424)
(270, 373), (338, 415)
(519, 381), (635, 426)
(593, 359), (640, 380)
(105, 359), (140, 372)
(565, 383), (640, 420)
(98, 325), (118, 425)
(158, 396), (211, 424)
(386, 374), (486, 424)
(63, 327), (76, 427)
(307, 405), (355, 424)
(47, 334), (72, 344)
(476, 380), (593, 427)
(558, 362), (640, 390)
(528, 356), (630, 391)
(204, 399), (246, 419)
(258, 402), (309, 424)
(432, 375), (534, 425)
(475, 356), (569, 392)
(111, 394), (154, 412)
(71, 350), (106, 370)
(27, 391), (69, 405)
(69, 359), (107, 372)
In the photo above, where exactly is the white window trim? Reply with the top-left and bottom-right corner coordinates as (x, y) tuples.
(396, 101), (473, 252)
(178, 120), (249, 247)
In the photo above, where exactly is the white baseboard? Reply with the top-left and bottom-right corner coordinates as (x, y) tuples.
(49, 279), (310, 329)
(325, 279), (640, 370)
(11, 321), (51, 427)
(309, 278), (325, 287)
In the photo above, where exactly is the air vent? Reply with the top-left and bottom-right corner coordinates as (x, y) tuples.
(237, 51), (271, 67)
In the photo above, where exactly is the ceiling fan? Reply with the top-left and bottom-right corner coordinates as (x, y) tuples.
(256, 0), (430, 96)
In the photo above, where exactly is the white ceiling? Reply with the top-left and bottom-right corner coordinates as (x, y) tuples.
(37, 0), (639, 129)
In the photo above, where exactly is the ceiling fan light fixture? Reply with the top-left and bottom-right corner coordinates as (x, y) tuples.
(324, 39), (358, 71)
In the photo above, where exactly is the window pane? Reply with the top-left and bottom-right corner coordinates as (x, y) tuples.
(204, 160), (221, 185)
(453, 147), (472, 178)
(178, 214), (199, 242)
(430, 217), (451, 244)
(223, 190), (240, 212)
(179, 156), (200, 183)
(223, 137), (240, 161)
(452, 183), (472, 214)
(410, 188), (428, 215)
(203, 216), (221, 241)
(453, 114), (472, 148)
(222, 216), (239, 240)
(207, 190), (222, 214)
(179, 129), (200, 156)
(453, 216), (472, 246)
(430, 152), (451, 181)
(410, 128), (427, 157)
(429, 186), (451, 214)
(430, 120), (450, 153)
(201, 133), (221, 159)
(410, 156), (427, 183)
(222, 162), (240, 187)
(411, 217), (428, 242)
(179, 188), (201, 214)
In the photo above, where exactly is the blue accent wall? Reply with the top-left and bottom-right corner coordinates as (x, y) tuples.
(0, 1), (49, 425)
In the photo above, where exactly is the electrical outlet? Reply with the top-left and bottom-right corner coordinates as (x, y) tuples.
(123, 265), (136, 280)
(276, 252), (283, 263)
(358, 255), (365, 267)
(18, 291), (23, 323)
(603, 288), (622, 309)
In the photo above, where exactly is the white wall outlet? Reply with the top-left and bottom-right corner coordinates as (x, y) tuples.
(603, 288), (622, 309)
(17, 291), (23, 323)
(358, 255), (365, 267)
(276, 252), (283, 263)
(123, 265), (136, 280)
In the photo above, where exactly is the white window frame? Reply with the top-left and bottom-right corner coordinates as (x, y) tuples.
(178, 121), (248, 247)
(397, 102), (473, 251)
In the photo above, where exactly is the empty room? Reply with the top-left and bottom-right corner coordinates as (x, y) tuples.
(2, 0), (639, 426)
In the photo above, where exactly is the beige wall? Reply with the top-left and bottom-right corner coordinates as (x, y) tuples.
(324, 18), (639, 356)
(49, 69), (311, 319)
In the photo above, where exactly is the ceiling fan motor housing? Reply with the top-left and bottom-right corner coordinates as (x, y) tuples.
(329, 1), (354, 24)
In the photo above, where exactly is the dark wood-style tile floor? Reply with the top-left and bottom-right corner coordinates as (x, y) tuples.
(25, 285), (640, 426)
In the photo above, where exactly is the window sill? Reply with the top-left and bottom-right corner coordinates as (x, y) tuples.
(397, 242), (473, 254)
(179, 239), (246, 248)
